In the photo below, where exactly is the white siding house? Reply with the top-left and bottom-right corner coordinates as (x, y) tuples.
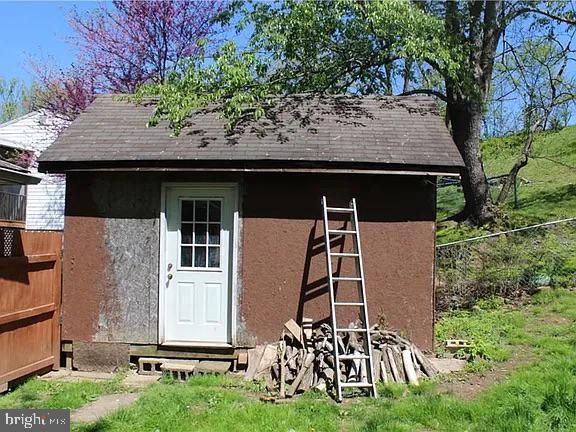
(0, 111), (68, 230)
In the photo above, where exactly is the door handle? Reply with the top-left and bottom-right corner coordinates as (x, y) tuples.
(167, 273), (173, 280)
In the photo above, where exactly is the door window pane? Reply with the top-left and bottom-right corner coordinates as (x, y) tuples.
(208, 247), (220, 268)
(209, 201), (221, 222)
(179, 198), (223, 268)
(182, 201), (194, 221)
(208, 224), (220, 245)
(194, 246), (207, 267)
(181, 223), (193, 244)
(195, 200), (208, 221)
(195, 223), (207, 244)
(181, 246), (193, 267)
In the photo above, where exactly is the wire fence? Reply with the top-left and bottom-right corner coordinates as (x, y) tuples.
(435, 217), (576, 312)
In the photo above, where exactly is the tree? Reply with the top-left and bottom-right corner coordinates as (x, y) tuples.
(494, 32), (576, 205)
(138, 0), (576, 225)
(34, 0), (223, 120)
(0, 77), (36, 123)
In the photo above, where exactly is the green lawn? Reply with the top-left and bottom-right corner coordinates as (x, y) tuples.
(67, 291), (576, 430)
(438, 125), (576, 243)
(3, 290), (575, 431)
(0, 376), (126, 410)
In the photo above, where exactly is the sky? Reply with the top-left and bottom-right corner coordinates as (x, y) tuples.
(0, 1), (97, 85)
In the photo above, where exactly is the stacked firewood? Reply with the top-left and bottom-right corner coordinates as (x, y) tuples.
(244, 319), (438, 398)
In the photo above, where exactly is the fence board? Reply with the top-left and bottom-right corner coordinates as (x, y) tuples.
(0, 230), (62, 388)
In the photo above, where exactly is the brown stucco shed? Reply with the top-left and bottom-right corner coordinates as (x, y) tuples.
(39, 94), (463, 368)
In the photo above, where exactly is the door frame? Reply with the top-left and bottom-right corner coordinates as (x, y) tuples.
(158, 182), (240, 347)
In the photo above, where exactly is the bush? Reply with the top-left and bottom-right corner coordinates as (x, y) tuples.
(436, 222), (576, 312)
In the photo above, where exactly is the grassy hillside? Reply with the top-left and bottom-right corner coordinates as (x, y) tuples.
(438, 125), (576, 243)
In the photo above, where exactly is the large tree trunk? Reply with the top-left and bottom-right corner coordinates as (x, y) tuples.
(447, 97), (496, 224)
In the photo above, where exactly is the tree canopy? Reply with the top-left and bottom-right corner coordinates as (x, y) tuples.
(138, 0), (576, 226)
(34, 0), (223, 120)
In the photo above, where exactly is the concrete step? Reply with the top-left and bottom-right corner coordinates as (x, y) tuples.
(161, 361), (197, 381)
(138, 357), (231, 380)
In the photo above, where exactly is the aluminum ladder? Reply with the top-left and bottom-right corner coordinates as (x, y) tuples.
(321, 196), (378, 401)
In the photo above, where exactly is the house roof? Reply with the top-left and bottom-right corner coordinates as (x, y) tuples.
(0, 110), (67, 154)
(38, 94), (464, 174)
(0, 158), (41, 185)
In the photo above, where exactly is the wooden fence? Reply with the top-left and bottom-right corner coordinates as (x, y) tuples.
(0, 229), (62, 391)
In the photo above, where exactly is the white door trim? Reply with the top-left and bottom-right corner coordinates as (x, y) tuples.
(158, 182), (239, 346)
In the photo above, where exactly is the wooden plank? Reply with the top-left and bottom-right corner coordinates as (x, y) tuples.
(402, 349), (419, 386)
(0, 356), (55, 384)
(283, 319), (303, 345)
(245, 346), (265, 380)
(0, 303), (56, 326)
(51, 248), (62, 371)
(0, 254), (57, 269)
(253, 345), (278, 380)
(0, 220), (25, 229)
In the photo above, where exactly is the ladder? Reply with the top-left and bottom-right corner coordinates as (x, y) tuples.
(321, 196), (378, 401)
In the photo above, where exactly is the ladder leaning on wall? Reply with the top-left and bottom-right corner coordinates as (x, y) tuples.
(321, 196), (378, 401)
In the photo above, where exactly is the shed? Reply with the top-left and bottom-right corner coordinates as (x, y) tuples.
(38, 94), (463, 369)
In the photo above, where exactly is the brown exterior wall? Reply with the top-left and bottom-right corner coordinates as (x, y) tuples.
(62, 171), (436, 354)
(240, 173), (436, 350)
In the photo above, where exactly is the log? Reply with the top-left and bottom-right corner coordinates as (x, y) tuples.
(245, 346), (265, 380)
(386, 347), (400, 382)
(288, 353), (315, 396)
(380, 360), (388, 384)
(412, 344), (438, 377)
(372, 349), (382, 380)
(279, 340), (287, 398)
(391, 346), (406, 382)
(402, 349), (419, 386)
(254, 344), (278, 380)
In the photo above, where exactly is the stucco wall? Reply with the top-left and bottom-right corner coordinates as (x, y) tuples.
(62, 172), (436, 351)
(240, 173), (436, 350)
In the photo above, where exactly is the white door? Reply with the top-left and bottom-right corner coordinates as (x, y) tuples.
(162, 185), (236, 345)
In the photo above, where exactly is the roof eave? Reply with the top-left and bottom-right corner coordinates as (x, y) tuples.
(38, 159), (463, 177)
(0, 167), (42, 185)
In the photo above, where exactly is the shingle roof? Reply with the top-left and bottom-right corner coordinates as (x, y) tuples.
(39, 94), (463, 172)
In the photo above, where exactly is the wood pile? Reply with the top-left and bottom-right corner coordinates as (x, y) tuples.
(244, 319), (439, 397)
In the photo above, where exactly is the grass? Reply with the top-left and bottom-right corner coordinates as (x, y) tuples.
(437, 125), (576, 243)
(3, 289), (575, 431)
(0, 375), (126, 410)
(435, 297), (527, 368)
(52, 290), (576, 430)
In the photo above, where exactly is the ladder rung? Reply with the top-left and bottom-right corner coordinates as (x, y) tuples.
(328, 229), (357, 235)
(333, 277), (362, 281)
(330, 252), (360, 257)
(325, 207), (354, 213)
(339, 354), (370, 360)
(334, 302), (364, 306)
(336, 328), (368, 332)
(340, 382), (373, 388)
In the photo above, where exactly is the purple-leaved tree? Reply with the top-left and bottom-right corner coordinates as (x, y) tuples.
(35, 0), (223, 120)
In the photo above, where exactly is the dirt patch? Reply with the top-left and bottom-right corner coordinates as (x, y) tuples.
(435, 347), (534, 400)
